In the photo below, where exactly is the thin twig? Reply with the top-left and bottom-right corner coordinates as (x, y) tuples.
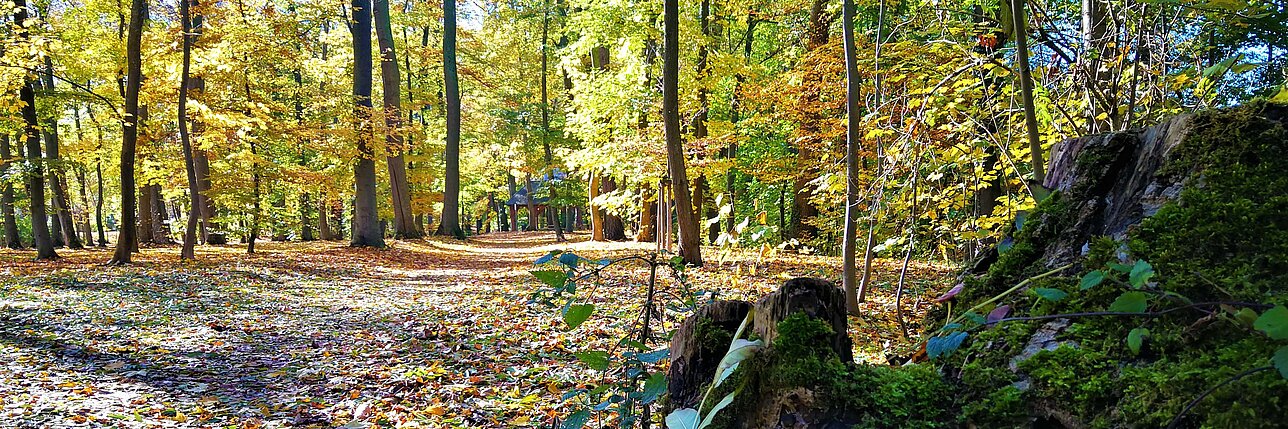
(1166, 366), (1274, 429)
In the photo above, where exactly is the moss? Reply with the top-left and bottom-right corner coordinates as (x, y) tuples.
(960, 386), (1027, 429)
(1020, 345), (1119, 426)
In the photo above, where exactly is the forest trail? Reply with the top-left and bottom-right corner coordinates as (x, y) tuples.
(0, 234), (950, 428)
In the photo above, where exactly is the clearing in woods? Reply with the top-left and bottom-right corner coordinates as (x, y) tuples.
(0, 233), (950, 428)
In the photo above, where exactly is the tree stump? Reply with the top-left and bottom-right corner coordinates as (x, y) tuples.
(753, 277), (853, 363)
(667, 299), (751, 412)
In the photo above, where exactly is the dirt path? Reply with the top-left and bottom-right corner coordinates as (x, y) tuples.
(0, 233), (950, 428)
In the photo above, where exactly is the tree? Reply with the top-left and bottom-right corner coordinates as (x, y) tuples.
(351, 0), (386, 247)
(39, 58), (83, 250)
(14, 0), (56, 260)
(109, 0), (146, 266)
(1011, 0), (1046, 185)
(435, 0), (464, 239)
(840, 0), (860, 315)
(178, 0), (200, 260)
(1, 134), (22, 249)
(375, 0), (419, 239)
(663, 0), (700, 266)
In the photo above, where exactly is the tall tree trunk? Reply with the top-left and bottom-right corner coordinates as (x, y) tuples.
(351, 0), (386, 247)
(138, 186), (152, 243)
(1081, 0), (1111, 133)
(789, 0), (834, 242)
(637, 188), (655, 242)
(601, 176), (625, 240)
(694, 0), (716, 245)
(37, 64), (81, 249)
(840, 0), (861, 315)
(728, 12), (755, 234)
(109, 0), (145, 265)
(178, 0), (200, 259)
(1, 134), (22, 249)
(1011, 0), (1046, 185)
(375, 0), (418, 238)
(71, 108), (93, 245)
(664, 0), (701, 266)
(435, 0), (464, 239)
(540, 3), (565, 242)
(317, 194), (333, 240)
(247, 140), (260, 253)
(149, 184), (170, 243)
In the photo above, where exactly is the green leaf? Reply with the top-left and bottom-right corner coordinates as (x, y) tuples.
(1108, 262), (1133, 273)
(1274, 346), (1288, 380)
(558, 253), (580, 268)
(1129, 260), (1155, 288)
(712, 339), (762, 389)
(1080, 270), (1105, 290)
(574, 350), (610, 371)
(563, 304), (595, 330)
(1235, 308), (1259, 327)
(665, 408), (699, 429)
(636, 348), (670, 364)
(535, 251), (560, 265)
(1109, 291), (1150, 313)
(1253, 305), (1288, 340)
(1032, 288), (1069, 302)
(562, 409), (590, 429)
(531, 270), (567, 289)
(1127, 327), (1148, 355)
(639, 372), (667, 404)
(698, 391), (737, 429)
(927, 331), (969, 359)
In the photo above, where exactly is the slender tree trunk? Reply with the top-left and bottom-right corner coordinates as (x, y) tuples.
(40, 64), (82, 250)
(728, 12), (755, 234)
(664, 0), (701, 266)
(1011, 0), (1046, 184)
(540, 3), (565, 243)
(149, 185), (170, 243)
(178, 0), (200, 259)
(589, 174), (604, 241)
(248, 139), (260, 253)
(110, 0), (145, 265)
(840, 0), (861, 315)
(351, 0), (386, 246)
(637, 188), (656, 242)
(435, 0), (464, 239)
(524, 173), (538, 231)
(75, 167), (93, 245)
(374, 0), (418, 238)
(95, 157), (107, 246)
(1, 134), (22, 249)
(507, 174), (518, 232)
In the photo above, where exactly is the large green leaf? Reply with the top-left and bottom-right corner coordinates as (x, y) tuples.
(927, 331), (969, 359)
(1032, 288), (1069, 302)
(1080, 270), (1105, 290)
(712, 339), (761, 389)
(1109, 291), (1150, 313)
(665, 408), (699, 429)
(639, 372), (667, 404)
(1129, 260), (1155, 288)
(698, 391), (737, 429)
(531, 270), (567, 289)
(563, 304), (595, 330)
(562, 409), (590, 429)
(1253, 305), (1288, 340)
(574, 350), (610, 371)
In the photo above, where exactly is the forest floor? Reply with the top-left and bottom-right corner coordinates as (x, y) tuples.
(0, 232), (953, 428)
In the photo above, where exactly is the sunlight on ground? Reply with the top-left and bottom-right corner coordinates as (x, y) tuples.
(0, 232), (954, 428)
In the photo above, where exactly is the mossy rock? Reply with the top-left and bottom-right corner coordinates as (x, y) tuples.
(939, 101), (1288, 428)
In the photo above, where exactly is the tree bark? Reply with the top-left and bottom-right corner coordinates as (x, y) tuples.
(507, 174), (518, 232)
(1011, 0), (1046, 184)
(375, 0), (418, 239)
(178, 0), (200, 259)
(317, 194), (333, 240)
(589, 174), (604, 241)
(351, 0), (386, 247)
(1, 134), (22, 249)
(664, 0), (701, 266)
(601, 176), (625, 240)
(435, 0), (464, 239)
(110, 0), (145, 265)
(840, 0), (861, 315)
(524, 173), (538, 231)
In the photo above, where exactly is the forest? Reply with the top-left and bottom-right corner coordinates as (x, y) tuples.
(1, 0), (1286, 426)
